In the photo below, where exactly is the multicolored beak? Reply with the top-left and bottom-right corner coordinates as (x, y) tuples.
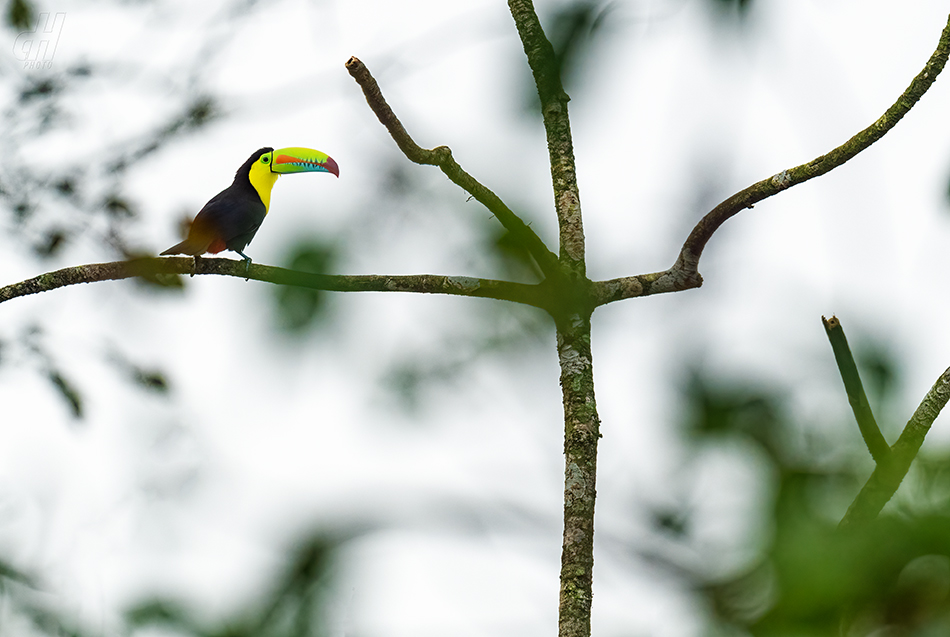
(269, 147), (339, 177)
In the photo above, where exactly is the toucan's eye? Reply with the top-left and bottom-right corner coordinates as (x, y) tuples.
(261, 155), (270, 164)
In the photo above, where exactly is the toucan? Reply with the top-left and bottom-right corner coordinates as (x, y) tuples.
(161, 147), (339, 269)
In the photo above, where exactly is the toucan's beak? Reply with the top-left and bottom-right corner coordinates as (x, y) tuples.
(270, 147), (339, 177)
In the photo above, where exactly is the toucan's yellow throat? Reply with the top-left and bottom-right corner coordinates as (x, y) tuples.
(248, 160), (281, 212)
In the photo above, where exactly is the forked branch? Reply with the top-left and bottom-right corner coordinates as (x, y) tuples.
(593, 13), (950, 307)
(822, 316), (950, 530)
(840, 365), (950, 529)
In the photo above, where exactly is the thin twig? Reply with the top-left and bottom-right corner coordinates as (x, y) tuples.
(822, 316), (891, 465)
(345, 56), (560, 279)
(592, 12), (950, 307)
(0, 257), (550, 308)
(839, 366), (950, 530)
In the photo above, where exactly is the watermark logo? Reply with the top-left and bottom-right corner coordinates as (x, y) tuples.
(13, 12), (66, 70)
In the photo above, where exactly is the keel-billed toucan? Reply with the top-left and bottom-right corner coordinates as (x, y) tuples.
(161, 147), (339, 268)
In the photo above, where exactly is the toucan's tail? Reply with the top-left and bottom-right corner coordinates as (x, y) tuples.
(161, 236), (224, 256)
(160, 241), (193, 256)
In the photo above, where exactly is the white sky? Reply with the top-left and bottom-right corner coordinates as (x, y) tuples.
(1, 1), (950, 636)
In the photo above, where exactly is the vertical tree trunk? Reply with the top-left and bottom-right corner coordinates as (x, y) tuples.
(506, 3), (599, 635)
(556, 314), (600, 637)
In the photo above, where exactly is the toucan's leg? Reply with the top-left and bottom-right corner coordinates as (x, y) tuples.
(191, 254), (201, 277)
(234, 250), (252, 278)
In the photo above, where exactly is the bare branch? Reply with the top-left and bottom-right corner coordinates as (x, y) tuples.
(593, 13), (950, 307)
(507, 0), (585, 273)
(0, 257), (550, 308)
(839, 366), (950, 530)
(823, 316), (891, 465)
(345, 56), (560, 279)
(591, 267), (701, 305)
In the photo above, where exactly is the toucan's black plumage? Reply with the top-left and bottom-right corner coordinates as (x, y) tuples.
(161, 146), (339, 266)
(161, 148), (271, 261)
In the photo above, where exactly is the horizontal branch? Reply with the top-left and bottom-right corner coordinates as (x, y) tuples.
(839, 365), (950, 530)
(345, 56), (561, 279)
(590, 267), (701, 305)
(593, 12), (950, 307)
(0, 257), (550, 308)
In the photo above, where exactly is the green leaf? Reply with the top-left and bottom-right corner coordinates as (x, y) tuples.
(6, 0), (34, 32)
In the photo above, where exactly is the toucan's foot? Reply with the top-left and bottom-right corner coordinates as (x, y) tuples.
(235, 251), (252, 280)
(191, 255), (201, 277)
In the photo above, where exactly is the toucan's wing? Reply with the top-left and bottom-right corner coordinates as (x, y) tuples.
(197, 187), (267, 253)
(160, 187), (266, 256)
(159, 191), (226, 255)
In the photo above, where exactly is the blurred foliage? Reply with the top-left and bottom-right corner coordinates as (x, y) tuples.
(546, 1), (615, 92)
(0, 558), (80, 636)
(529, 0), (755, 108)
(4, 0), (33, 31)
(46, 368), (83, 418)
(272, 241), (336, 334)
(131, 367), (170, 393)
(20, 325), (85, 420)
(125, 534), (340, 637)
(856, 341), (902, 429)
(708, 0), (754, 20)
(0, 0), (235, 418)
(683, 371), (789, 460)
(383, 305), (550, 415)
(674, 354), (950, 635)
(109, 348), (171, 395)
(0, 78), (218, 259)
(106, 95), (219, 175)
(343, 158), (554, 414)
(713, 491), (950, 635)
(1, 24), (217, 261)
(7, 325), (173, 421)
(519, 0), (615, 114)
(490, 228), (544, 282)
(0, 533), (343, 637)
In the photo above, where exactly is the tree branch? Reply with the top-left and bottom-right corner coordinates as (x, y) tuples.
(839, 366), (950, 530)
(345, 56), (560, 279)
(590, 267), (700, 306)
(592, 12), (950, 307)
(507, 0), (586, 274)
(506, 4), (599, 637)
(553, 317), (600, 637)
(822, 316), (891, 465)
(0, 257), (550, 308)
